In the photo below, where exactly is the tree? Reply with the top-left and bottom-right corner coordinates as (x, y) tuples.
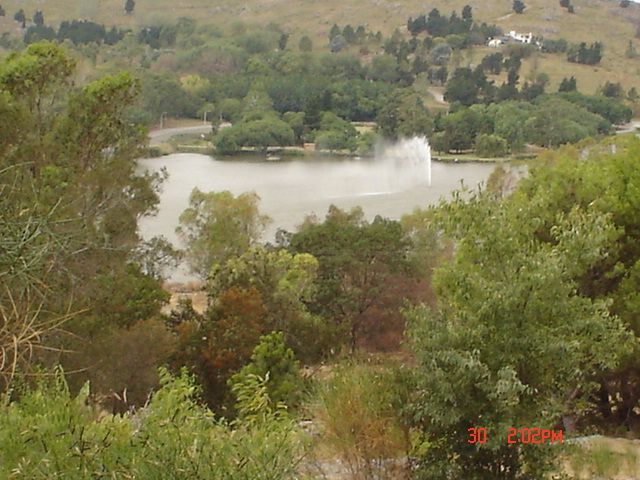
(600, 81), (624, 98)
(278, 33), (289, 50)
(558, 76), (577, 92)
(229, 332), (303, 410)
(0, 5), (5, 17)
(376, 90), (434, 139)
(13, 8), (25, 27)
(407, 177), (634, 479)
(171, 286), (268, 409)
(462, 5), (473, 21)
(426, 9), (448, 37)
(523, 97), (608, 147)
(474, 133), (507, 157)
(510, 138), (640, 430)
(479, 52), (504, 75)
(488, 101), (533, 150)
(177, 189), (271, 279)
(208, 246), (331, 361)
(298, 35), (313, 52)
(444, 67), (492, 106)
(288, 206), (415, 351)
(0, 369), (306, 478)
(33, 10), (44, 26)
(214, 110), (295, 154)
(567, 41), (603, 65)
(342, 24), (356, 44)
(0, 43), (168, 388)
(513, 0), (526, 13)
(368, 54), (400, 83)
(436, 105), (491, 152)
(124, 0), (135, 14)
(330, 34), (348, 53)
(313, 111), (358, 152)
(24, 25), (56, 44)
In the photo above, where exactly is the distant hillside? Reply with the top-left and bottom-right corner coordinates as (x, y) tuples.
(1, 0), (640, 93)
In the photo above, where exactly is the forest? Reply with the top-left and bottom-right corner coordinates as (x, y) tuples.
(1, 4), (640, 479)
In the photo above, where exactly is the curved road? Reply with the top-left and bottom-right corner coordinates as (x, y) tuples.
(148, 125), (213, 146)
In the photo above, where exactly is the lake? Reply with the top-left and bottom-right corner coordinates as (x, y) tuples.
(137, 147), (502, 281)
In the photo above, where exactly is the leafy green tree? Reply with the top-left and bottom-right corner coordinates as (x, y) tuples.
(124, 0), (135, 14)
(524, 97), (608, 147)
(368, 54), (400, 83)
(57, 20), (109, 45)
(342, 24), (356, 44)
(288, 206), (414, 351)
(377, 90), (433, 139)
(567, 41), (603, 65)
(214, 110), (295, 154)
(462, 5), (473, 21)
(474, 133), (507, 157)
(313, 111), (358, 152)
(407, 181), (634, 479)
(444, 67), (492, 106)
(177, 189), (271, 279)
(512, 137), (640, 428)
(436, 105), (491, 152)
(558, 90), (631, 125)
(283, 110), (305, 143)
(278, 33), (289, 50)
(487, 100), (533, 150)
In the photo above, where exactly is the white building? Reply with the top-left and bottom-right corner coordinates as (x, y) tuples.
(509, 30), (533, 44)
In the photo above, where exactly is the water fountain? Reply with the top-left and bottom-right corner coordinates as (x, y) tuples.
(374, 136), (432, 189)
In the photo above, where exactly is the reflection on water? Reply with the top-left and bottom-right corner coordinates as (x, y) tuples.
(137, 150), (501, 281)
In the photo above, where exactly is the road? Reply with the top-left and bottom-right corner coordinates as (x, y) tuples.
(148, 125), (213, 146)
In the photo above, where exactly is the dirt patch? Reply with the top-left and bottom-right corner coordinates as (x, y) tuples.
(162, 282), (207, 314)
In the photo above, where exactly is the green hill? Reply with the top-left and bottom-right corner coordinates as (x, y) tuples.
(1, 0), (640, 93)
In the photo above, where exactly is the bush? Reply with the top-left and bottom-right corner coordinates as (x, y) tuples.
(310, 361), (410, 480)
(0, 368), (307, 479)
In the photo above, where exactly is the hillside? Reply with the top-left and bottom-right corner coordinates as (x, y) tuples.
(1, 0), (640, 93)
